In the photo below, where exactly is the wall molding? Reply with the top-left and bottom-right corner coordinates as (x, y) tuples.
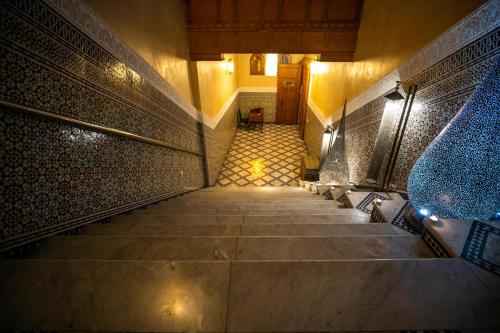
(337, 0), (500, 120)
(44, 0), (202, 123)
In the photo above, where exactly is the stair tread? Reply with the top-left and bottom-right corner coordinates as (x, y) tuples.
(80, 223), (406, 237)
(111, 214), (371, 225)
(130, 209), (363, 216)
(26, 235), (433, 260)
(1, 259), (498, 332)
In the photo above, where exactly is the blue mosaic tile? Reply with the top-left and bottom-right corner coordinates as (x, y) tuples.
(407, 56), (500, 220)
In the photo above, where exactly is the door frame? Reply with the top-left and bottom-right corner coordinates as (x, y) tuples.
(297, 61), (311, 138)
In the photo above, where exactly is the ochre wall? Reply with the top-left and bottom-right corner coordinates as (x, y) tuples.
(236, 54), (277, 88)
(85, 0), (194, 104)
(309, 0), (485, 122)
(196, 56), (239, 119)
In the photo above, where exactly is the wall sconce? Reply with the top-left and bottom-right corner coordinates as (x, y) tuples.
(265, 53), (278, 76)
(219, 57), (234, 75)
(310, 61), (328, 75)
(384, 82), (404, 100)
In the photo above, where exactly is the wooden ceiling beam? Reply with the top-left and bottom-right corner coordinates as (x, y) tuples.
(185, 0), (363, 61)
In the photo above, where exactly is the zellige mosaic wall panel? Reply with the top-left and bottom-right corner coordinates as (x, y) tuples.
(204, 97), (238, 185)
(239, 92), (277, 123)
(390, 28), (500, 191)
(303, 27), (499, 191)
(0, 0), (205, 251)
(303, 106), (324, 159)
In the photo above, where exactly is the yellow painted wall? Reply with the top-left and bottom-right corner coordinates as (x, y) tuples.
(196, 56), (239, 119)
(309, 0), (485, 122)
(236, 54), (277, 88)
(85, 0), (194, 104)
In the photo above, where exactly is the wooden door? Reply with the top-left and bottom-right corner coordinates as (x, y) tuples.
(276, 64), (302, 124)
(297, 63), (310, 138)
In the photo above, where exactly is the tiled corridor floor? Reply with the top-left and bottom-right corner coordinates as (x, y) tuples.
(217, 124), (309, 186)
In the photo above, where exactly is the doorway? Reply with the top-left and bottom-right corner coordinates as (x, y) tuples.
(276, 64), (302, 124)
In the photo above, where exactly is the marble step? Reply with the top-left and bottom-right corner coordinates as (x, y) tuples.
(179, 193), (319, 199)
(198, 186), (304, 192)
(145, 203), (340, 211)
(161, 198), (326, 205)
(225, 259), (500, 332)
(111, 214), (371, 225)
(1, 259), (498, 332)
(25, 235), (433, 260)
(130, 208), (360, 216)
(151, 202), (339, 210)
(81, 223), (405, 237)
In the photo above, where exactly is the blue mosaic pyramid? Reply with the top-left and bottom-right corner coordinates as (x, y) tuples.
(407, 57), (500, 221)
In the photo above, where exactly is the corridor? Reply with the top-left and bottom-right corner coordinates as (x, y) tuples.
(217, 124), (308, 186)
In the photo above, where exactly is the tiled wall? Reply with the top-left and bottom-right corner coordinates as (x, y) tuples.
(239, 92), (277, 123)
(303, 106), (324, 159)
(390, 28), (500, 191)
(304, 27), (499, 191)
(0, 0), (205, 251)
(204, 98), (239, 185)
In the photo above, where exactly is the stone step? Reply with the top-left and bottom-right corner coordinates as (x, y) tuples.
(161, 198), (326, 205)
(80, 223), (405, 237)
(179, 193), (319, 199)
(1, 259), (498, 332)
(150, 202), (340, 210)
(198, 186), (304, 192)
(25, 235), (433, 260)
(111, 214), (371, 225)
(130, 208), (360, 216)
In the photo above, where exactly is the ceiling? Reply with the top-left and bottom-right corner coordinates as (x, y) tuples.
(185, 0), (364, 61)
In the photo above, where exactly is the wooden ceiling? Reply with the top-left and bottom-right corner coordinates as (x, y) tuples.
(185, 0), (364, 61)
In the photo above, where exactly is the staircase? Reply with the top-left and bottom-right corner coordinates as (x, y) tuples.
(1, 186), (499, 332)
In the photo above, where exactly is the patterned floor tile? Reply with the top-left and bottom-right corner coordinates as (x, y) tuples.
(216, 124), (308, 186)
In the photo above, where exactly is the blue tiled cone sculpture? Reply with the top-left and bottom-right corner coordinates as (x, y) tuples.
(407, 57), (500, 221)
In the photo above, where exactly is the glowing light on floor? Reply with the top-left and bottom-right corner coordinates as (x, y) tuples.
(250, 159), (266, 179)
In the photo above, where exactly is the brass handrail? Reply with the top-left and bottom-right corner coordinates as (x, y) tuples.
(0, 100), (202, 156)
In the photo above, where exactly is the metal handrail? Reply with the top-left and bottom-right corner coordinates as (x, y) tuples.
(0, 100), (202, 156)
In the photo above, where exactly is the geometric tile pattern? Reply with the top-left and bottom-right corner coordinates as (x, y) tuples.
(0, 0), (205, 251)
(391, 202), (420, 235)
(422, 228), (452, 258)
(370, 207), (386, 224)
(217, 124), (308, 186)
(304, 27), (500, 191)
(303, 105), (324, 159)
(355, 192), (389, 214)
(239, 92), (277, 123)
(461, 221), (500, 277)
(204, 98), (238, 185)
